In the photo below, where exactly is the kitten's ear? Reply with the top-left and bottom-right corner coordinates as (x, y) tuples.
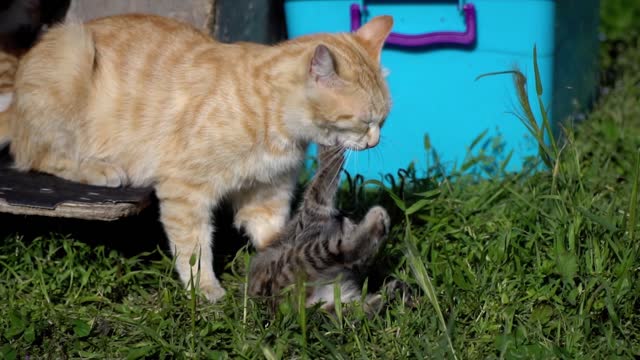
(310, 44), (338, 86)
(355, 15), (393, 61)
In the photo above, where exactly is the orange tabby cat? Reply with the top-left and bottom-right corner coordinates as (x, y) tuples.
(0, 14), (393, 301)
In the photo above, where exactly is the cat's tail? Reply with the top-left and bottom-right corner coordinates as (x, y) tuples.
(0, 20), (96, 149)
(29, 20), (97, 107)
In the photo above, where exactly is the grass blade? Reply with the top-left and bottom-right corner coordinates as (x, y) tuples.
(628, 149), (640, 241)
(403, 218), (458, 360)
(533, 44), (543, 96)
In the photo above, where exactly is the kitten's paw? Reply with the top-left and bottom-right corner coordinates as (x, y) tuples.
(363, 294), (384, 315)
(200, 283), (227, 303)
(81, 160), (128, 187)
(383, 279), (417, 309)
(383, 279), (408, 294)
(367, 206), (390, 236)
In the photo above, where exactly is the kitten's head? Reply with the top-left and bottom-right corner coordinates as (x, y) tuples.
(304, 16), (393, 150)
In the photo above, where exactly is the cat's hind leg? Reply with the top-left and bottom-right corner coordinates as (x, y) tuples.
(12, 144), (128, 187)
(8, 21), (127, 187)
(9, 93), (127, 187)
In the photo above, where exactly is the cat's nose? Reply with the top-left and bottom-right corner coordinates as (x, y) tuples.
(366, 126), (380, 148)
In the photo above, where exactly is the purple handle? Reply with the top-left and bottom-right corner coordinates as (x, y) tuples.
(350, 3), (477, 47)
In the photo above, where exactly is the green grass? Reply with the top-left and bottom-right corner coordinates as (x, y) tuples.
(3, 9), (640, 360)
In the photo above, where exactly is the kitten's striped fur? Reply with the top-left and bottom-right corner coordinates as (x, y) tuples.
(248, 145), (391, 310)
(0, 14), (393, 301)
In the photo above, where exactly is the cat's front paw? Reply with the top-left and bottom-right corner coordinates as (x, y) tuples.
(80, 159), (128, 187)
(200, 283), (227, 303)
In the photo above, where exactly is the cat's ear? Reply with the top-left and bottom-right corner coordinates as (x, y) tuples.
(310, 44), (339, 86)
(355, 15), (393, 61)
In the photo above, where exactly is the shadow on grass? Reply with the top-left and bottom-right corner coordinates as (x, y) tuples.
(0, 197), (250, 277)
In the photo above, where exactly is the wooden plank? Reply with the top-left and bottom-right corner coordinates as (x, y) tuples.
(0, 149), (153, 221)
(0, 198), (147, 221)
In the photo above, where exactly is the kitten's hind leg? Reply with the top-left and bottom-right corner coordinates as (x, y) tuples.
(316, 279), (398, 315)
(338, 206), (390, 264)
(363, 279), (416, 315)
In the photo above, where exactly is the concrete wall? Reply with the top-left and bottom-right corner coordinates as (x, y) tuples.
(66, 0), (214, 30)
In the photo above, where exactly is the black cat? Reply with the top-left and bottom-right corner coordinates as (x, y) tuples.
(0, 0), (71, 53)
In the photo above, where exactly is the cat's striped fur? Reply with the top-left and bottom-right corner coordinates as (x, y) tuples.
(248, 145), (391, 310)
(0, 14), (393, 301)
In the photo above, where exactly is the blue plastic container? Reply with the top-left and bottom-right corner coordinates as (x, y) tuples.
(284, 0), (599, 179)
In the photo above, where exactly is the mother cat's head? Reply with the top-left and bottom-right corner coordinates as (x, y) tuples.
(287, 16), (394, 151)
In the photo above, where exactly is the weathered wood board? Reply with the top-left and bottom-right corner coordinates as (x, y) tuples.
(0, 149), (153, 221)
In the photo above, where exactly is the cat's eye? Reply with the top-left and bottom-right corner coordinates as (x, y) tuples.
(334, 114), (354, 122)
(332, 116), (360, 130)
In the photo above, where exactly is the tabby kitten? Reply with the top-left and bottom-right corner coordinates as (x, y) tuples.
(248, 145), (391, 310)
(0, 14), (393, 301)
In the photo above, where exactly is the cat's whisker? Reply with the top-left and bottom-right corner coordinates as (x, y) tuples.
(378, 135), (398, 148)
(374, 151), (382, 172)
(342, 149), (353, 176)
(322, 145), (345, 165)
(344, 149), (353, 167)
(324, 146), (345, 167)
(350, 149), (357, 177)
(326, 153), (346, 192)
(355, 149), (362, 177)
(312, 145), (346, 197)
(371, 143), (384, 163)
